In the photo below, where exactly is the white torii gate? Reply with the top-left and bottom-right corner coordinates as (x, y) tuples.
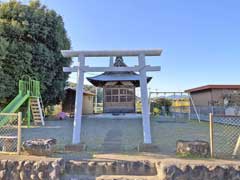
(62, 49), (162, 144)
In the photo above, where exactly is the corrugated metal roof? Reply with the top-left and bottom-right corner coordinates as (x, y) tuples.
(185, 85), (240, 93)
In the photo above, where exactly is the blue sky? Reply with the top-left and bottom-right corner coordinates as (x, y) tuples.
(25, 0), (240, 91)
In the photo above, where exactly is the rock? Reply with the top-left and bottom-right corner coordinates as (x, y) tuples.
(19, 171), (26, 180)
(0, 160), (7, 170)
(55, 159), (64, 167)
(51, 162), (61, 176)
(19, 161), (33, 179)
(165, 165), (184, 179)
(38, 171), (45, 180)
(176, 140), (210, 157)
(0, 170), (6, 179)
(30, 173), (38, 180)
(22, 138), (57, 156)
(49, 170), (60, 180)
(6, 160), (14, 171)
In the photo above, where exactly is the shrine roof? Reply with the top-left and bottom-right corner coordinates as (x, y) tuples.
(86, 56), (152, 87)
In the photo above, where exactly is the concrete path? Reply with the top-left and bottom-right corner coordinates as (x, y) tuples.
(102, 129), (122, 152)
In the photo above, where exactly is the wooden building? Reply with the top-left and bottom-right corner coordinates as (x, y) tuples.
(185, 85), (240, 106)
(87, 56), (152, 113)
(185, 85), (240, 115)
(62, 87), (95, 115)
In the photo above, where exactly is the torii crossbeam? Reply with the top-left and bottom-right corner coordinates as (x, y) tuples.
(62, 49), (162, 144)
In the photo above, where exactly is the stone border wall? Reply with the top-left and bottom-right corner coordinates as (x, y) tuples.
(0, 159), (64, 180)
(157, 162), (240, 180)
(0, 159), (156, 179)
(65, 160), (157, 176)
(0, 159), (239, 179)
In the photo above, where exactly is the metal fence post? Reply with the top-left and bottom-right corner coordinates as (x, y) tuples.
(17, 112), (22, 155)
(188, 106), (191, 120)
(232, 135), (240, 158)
(209, 113), (214, 158)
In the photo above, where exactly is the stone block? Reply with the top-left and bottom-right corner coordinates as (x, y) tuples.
(176, 140), (210, 157)
(22, 138), (56, 156)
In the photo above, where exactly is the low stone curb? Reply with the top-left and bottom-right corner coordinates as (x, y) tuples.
(157, 161), (240, 180)
(0, 158), (239, 179)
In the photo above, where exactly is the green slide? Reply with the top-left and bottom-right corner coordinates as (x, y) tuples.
(0, 93), (29, 126)
(1, 93), (29, 113)
(0, 77), (41, 127)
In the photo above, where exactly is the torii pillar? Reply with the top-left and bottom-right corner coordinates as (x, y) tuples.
(139, 53), (151, 143)
(72, 54), (85, 143)
(62, 49), (162, 145)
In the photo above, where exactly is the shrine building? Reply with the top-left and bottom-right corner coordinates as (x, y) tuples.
(87, 56), (152, 113)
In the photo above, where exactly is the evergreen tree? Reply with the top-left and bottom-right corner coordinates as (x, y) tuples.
(0, 0), (71, 106)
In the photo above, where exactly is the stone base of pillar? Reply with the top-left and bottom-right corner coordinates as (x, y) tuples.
(64, 143), (87, 152)
(138, 143), (159, 153)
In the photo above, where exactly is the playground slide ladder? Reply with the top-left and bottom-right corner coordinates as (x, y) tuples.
(0, 76), (45, 127)
(20, 77), (45, 126)
(39, 96), (45, 118)
(30, 98), (45, 126)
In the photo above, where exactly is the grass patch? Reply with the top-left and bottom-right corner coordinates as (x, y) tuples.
(176, 152), (210, 159)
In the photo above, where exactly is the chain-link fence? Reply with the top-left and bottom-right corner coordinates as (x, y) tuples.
(149, 92), (189, 117)
(148, 90), (240, 123)
(211, 114), (240, 159)
(189, 106), (226, 121)
(0, 113), (21, 154)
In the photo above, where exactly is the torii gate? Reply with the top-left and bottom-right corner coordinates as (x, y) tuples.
(62, 49), (162, 144)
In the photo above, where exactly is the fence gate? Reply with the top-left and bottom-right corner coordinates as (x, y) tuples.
(210, 114), (240, 159)
(0, 112), (21, 154)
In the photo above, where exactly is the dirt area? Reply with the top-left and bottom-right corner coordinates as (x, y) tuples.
(94, 153), (240, 166)
(0, 153), (59, 162)
(0, 152), (239, 167)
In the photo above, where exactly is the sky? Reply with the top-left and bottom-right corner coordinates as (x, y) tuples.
(21, 0), (240, 92)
